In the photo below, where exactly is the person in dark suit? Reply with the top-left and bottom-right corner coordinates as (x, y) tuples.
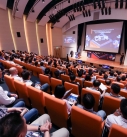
(120, 53), (125, 65)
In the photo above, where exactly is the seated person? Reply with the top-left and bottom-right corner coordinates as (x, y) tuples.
(40, 62), (46, 72)
(35, 61), (38, 67)
(121, 75), (126, 81)
(81, 93), (106, 120)
(21, 70), (49, 92)
(77, 70), (85, 82)
(54, 70), (60, 79)
(108, 71), (115, 79)
(104, 83), (125, 100)
(105, 79), (112, 86)
(0, 107), (38, 124)
(103, 74), (108, 80)
(99, 71), (103, 76)
(45, 68), (52, 77)
(0, 85), (25, 108)
(85, 74), (91, 81)
(0, 111), (69, 137)
(9, 67), (23, 82)
(9, 56), (15, 64)
(116, 76), (121, 83)
(54, 85), (72, 114)
(105, 99), (127, 129)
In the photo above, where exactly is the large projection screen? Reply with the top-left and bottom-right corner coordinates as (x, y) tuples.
(84, 22), (123, 53)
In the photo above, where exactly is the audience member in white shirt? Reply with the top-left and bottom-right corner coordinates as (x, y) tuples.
(9, 56), (15, 64)
(9, 67), (23, 82)
(0, 86), (25, 107)
(105, 99), (127, 129)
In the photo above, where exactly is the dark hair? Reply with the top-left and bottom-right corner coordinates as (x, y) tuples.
(116, 76), (121, 82)
(70, 74), (76, 81)
(93, 80), (101, 87)
(99, 71), (102, 76)
(105, 79), (111, 86)
(0, 112), (24, 137)
(78, 70), (83, 77)
(121, 75), (126, 81)
(21, 70), (31, 80)
(10, 56), (14, 61)
(45, 68), (50, 74)
(110, 71), (114, 76)
(83, 93), (95, 109)
(54, 85), (65, 99)
(111, 83), (120, 94)
(117, 71), (121, 75)
(120, 99), (127, 119)
(35, 61), (38, 67)
(54, 70), (60, 78)
(40, 62), (44, 66)
(85, 74), (91, 81)
(103, 74), (108, 80)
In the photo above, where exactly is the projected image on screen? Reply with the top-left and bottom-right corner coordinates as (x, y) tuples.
(64, 36), (76, 44)
(85, 22), (123, 53)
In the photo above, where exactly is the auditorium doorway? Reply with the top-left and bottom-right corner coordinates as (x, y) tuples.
(53, 47), (61, 58)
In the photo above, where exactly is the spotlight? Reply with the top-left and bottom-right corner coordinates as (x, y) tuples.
(101, 8), (104, 15)
(115, 0), (118, 9)
(88, 9), (91, 16)
(120, 0), (123, 9)
(108, 6), (111, 15)
(85, 10), (88, 17)
(105, 7), (107, 15)
(82, 11), (85, 17)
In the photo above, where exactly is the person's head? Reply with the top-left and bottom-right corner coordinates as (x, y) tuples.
(121, 75), (126, 81)
(21, 70), (31, 80)
(93, 80), (101, 88)
(10, 56), (14, 61)
(45, 68), (50, 75)
(35, 61), (38, 67)
(99, 71), (102, 76)
(116, 76), (121, 82)
(117, 71), (121, 75)
(40, 62), (44, 66)
(85, 74), (91, 81)
(54, 70), (60, 78)
(78, 70), (83, 77)
(110, 71), (114, 76)
(9, 67), (18, 76)
(105, 79), (111, 86)
(54, 85), (66, 99)
(111, 83), (120, 94)
(103, 74), (108, 80)
(70, 74), (76, 82)
(82, 93), (95, 109)
(0, 112), (27, 137)
(120, 99), (127, 119)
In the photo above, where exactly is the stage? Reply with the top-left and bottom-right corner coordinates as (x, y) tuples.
(69, 57), (127, 72)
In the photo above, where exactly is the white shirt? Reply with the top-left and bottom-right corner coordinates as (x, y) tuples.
(11, 75), (23, 82)
(24, 80), (33, 86)
(105, 114), (127, 129)
(0, 86), (15, 105)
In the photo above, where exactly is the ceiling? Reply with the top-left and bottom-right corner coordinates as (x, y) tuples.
(0, 0), (117, 28)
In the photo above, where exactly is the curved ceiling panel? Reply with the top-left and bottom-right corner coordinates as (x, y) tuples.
(27, 0), (52, 22)
(38, 0), (82, 26)
(13, 0), (29, 18)
(0, 0), (7, 10)
(54, 11), (82, 28)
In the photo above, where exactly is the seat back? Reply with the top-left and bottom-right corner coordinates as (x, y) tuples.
(71, 106), (104, 137)
(27, 86), (45, 114)
(120, 90), (127, 99)
(76, 77), (84, 88)
(97, 78), (106, 85)
(72, 68), (77, 75)
(14, 80), (30, 107)
(112, 82), (124, 88)
(4, 75), (16, 94)
(96, 75), (103, 79)
(50, 67), (58, 77)
(39, 74), (51, 85)
(84, 81), (93, 88)
(108, 124), (127, 137)
(45, 94), (68, 127)
(64, 82), (79, 95)
(61, 74), (70, 82)
(81, 88), (100, 111)
(51, 78), (62, 94)
(102, 95), (120, 115)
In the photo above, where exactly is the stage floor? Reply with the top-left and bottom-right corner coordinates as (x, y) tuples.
(69, 57), (127, 72)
